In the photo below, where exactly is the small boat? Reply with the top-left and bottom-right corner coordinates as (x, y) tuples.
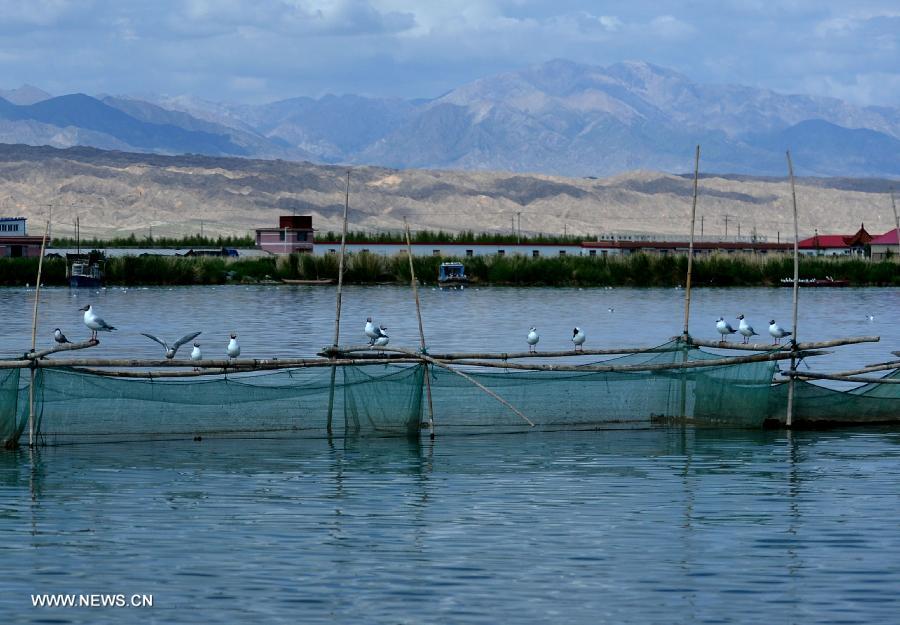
(67, 253), (104, 288)
(281, 278), (336, 285)
(438, 262), (468, 289)
(780, 276), (850, 287)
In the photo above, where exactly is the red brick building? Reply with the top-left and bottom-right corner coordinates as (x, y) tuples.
(0, 217), (46, 258)
(255, 215), (314, 255)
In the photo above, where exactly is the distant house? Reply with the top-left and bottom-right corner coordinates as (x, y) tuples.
(870, 229), (900, 261)
(798, 224), (872, 257)
(0, 217), (46, 258)
(256, 216), (314, 255)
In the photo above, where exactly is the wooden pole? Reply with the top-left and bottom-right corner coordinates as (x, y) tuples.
(786, 151), (800, 428)
(28, 218), (51, 447)
(326, 170), (351, 434)
(682, 145), (701, 339)
(684, 336), (877, 352)
(781, 370), (900, 385)
(404, 219), (435, 437)
(328, 335), (878, 359)
(891, 188), (900, 261)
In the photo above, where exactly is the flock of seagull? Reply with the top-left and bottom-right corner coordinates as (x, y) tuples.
(53, 304), (797, 363)
(51, 304), (393, 362)
(716, 315), (793, 344)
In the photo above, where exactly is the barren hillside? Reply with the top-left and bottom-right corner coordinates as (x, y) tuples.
(0, 144), (895, 241)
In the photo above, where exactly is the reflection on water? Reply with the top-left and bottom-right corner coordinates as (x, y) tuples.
(2, 428), (900, 624)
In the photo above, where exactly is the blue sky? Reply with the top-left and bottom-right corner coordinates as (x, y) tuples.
(1, 0), (898, 106)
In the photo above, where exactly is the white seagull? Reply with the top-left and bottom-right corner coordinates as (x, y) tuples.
(53, 328), (72, 344)
(227, 333), (241, 359)
(715, 317), (736, 341)
(79, 304), (116, 340)
(365, 317), (387, 345)
(527, 327), (540, 352)
(190, 341), (202, 362)
(736, 314), (759, 344)
(141, 331), (202, 359)
(572, 327), (586, 351)
(768, 320), (792, 345)
(373, 326), (390, 347)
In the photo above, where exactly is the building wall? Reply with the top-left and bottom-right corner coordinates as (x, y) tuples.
(0, 240), (43, 257)
(871, 244), (899, 261)
(312, 242), (590, 257)
(0, 218), (26, 235)
(255, 229), (314, 255)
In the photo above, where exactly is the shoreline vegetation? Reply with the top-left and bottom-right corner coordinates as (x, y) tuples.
(1, 252), (897, 287)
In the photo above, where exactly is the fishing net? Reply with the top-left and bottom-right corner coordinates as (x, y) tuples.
(767, 369), (900, 425)
(0, 340), (896, 446)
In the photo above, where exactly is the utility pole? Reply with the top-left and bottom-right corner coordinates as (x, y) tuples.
(516, 211), (521, 244)
(724, 214), (729, 239)
(700, 215), (704, 238)
(737, 222), (741, 239)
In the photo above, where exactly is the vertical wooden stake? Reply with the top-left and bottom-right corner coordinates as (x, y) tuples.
(326, 170), (351, 435)
(678, 146), (701, 418)
(28, 218), (51, 447)
(404, 219), (435, 438)
(682, 145), (701, 340)
(786, 151), (800, 428)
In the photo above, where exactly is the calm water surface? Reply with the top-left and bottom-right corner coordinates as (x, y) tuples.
(0, 286), (898, 623)
(2, 430), (900, 624)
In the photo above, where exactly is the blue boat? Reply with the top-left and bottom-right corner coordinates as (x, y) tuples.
(67, 253), (103, 288)
(438, 262), (468, 289)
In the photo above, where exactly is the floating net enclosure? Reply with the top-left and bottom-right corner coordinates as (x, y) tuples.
(1, 341), (804, 446)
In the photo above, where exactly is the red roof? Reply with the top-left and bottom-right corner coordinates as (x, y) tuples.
(871, 229), (900, 245)
(798, 234), (849, 249)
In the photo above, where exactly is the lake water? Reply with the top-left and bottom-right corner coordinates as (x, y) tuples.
(0, 284), (897, 373)
(0, 285), (898, 623)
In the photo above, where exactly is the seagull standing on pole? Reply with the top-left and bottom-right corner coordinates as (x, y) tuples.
(715, 317), (736, 342)
(373, 326), (390, 347)
(79, 304), (116, 340)
(527, 327), (540, 352)
(736, 315), (759, 344)
(365, 317), (387, 345)
(572, 327), (585, 351)
(53, 328), (72, 344)
(141, 331), (202, 359)
(768, 320), (792, 345)
(227, 333), (240, 359)
(190, 341), (202, 371)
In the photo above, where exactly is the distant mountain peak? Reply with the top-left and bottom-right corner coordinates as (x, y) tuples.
(0, 84), (52, 105)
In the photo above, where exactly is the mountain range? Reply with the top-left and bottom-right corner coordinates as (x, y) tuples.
(0, 144), (895, 241)
(2, 60), (900, 177)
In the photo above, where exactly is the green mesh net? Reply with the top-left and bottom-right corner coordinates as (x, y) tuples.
(1, 340), (897, 446)
(767, 369), (900, 425)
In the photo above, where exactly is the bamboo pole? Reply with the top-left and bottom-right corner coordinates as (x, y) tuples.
(781, 370), (900, 385)
(828, 362), (900, 377)
(326, 170), (351, 435)
(433, 349), (828, 374)
(326, 345), (682, 359)
(786, 151), (800, 428)
(682, 145), (701, 339)
(27, 338), (98, 360)
(0, 357), (421, 369)
(66, 358), (416, 378)
(27, 219), (50, 447)
(685, 336), (878, 352)
(327, 336), (878, 359)
(891, 188), (900, 260)
(404, 219), (435, 437)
